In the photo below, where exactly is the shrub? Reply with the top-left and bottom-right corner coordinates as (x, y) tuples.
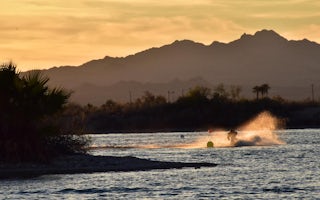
(0, 62), (89, 163)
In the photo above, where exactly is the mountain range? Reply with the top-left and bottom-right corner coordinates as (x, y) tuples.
(27, 29), (320, 105)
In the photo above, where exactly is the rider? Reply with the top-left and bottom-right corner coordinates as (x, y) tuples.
(227, 129), (238, 144)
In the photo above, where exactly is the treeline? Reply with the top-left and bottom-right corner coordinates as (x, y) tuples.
(62, 85), (320, 133)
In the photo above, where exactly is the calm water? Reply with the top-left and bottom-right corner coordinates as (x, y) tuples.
(1, 129), (319, 199)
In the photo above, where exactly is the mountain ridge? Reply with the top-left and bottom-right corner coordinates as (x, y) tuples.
(25, 29), (320, 105)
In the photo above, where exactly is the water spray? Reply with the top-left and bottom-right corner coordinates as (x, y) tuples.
(183, 111), (285, 148)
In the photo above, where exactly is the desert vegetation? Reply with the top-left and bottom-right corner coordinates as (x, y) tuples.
(0, 62), (88, 163)
(64, 84), (320, 133)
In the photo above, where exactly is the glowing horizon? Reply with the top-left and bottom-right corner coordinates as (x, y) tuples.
(1, 0), (320, 71)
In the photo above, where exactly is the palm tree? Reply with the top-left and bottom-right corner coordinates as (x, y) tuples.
(24, 71), (71, 118)
(0, 62), (85, 162)
(252, 86), (260, 100)
(253, 84), (271, 99)
(261, 84), (270, 98)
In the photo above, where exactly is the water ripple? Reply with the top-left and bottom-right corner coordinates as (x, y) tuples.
(57, 188), (109, 194)
(262, 186), (304, 193)
(1, 130), (319, 199)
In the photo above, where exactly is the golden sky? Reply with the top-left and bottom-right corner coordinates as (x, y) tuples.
(1, 0), (320, 71)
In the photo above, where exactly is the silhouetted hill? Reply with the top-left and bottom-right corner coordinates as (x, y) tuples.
(25, 29), (320, 105)
(71, 77), (211, 105)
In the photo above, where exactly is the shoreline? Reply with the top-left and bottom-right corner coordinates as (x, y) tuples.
(0, 154), (217, 179)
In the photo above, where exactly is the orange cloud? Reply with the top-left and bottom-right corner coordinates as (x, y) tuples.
(0, 0), (319, 71)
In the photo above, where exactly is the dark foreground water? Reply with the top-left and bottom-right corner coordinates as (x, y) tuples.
(1, 129), (319, 199)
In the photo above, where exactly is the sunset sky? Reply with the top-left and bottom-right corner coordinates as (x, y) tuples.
(1, 0), (320, 71)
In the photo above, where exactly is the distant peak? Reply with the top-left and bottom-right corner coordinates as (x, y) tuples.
(253, 29), (287, 41)
(103, 56), (112, 59)
(170, 39), (206, 47)
(172, 39), (197, 45)
(210, 41), (226, 46)
(235, 29), (287, 45)
(240, 33), (253, 40)
(255, 29), (278, 36)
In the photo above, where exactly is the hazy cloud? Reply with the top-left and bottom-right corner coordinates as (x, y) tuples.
(1, 0), (319, 70)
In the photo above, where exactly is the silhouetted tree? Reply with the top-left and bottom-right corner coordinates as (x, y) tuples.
(101, 99), (122, 113)
(213, 83), (229, 99)
(230, 85), (242, 100)
(0, 62), (88, 162)
(261, 84), (271, 97)
(253, 84), (271, 99)
(133, 91), (166, 108)
(178, 86), (211, 104)
(252, 86), (260, 100)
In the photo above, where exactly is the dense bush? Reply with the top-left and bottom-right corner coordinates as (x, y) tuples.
(0, 62), (89, 163)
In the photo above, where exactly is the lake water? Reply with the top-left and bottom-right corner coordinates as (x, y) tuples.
(1, 129), (319, 199)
